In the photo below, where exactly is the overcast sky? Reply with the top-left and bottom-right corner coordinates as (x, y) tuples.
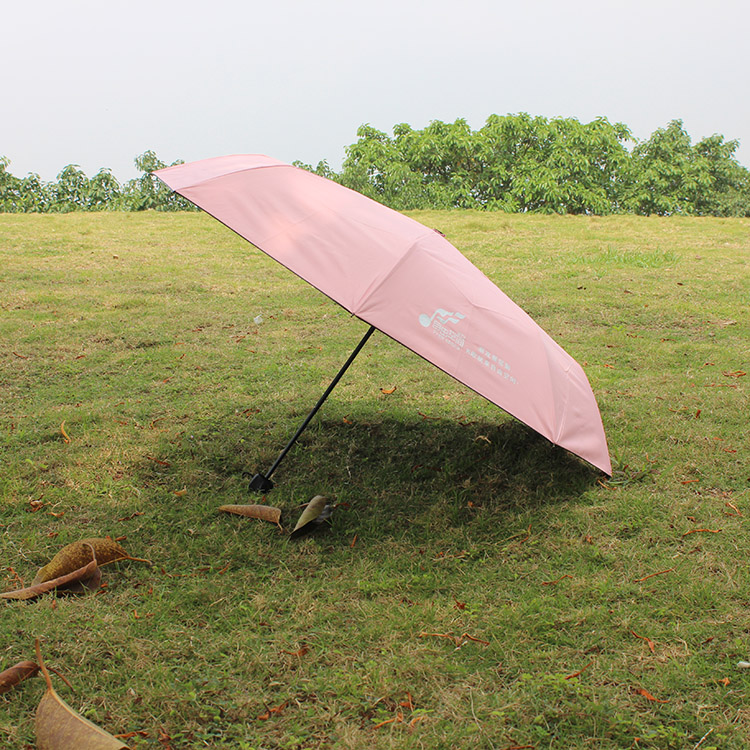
(3, 0), (749, 182)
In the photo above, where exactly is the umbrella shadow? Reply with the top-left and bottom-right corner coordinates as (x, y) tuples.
(271, 413), (600, 528)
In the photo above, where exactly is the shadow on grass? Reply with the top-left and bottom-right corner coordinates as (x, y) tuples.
(197, 412), (604, 540)
(138, 405), (603, 545)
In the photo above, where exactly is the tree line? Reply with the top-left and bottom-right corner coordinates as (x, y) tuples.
(0, 151), (196, 213)
(2, 116), (749, 216)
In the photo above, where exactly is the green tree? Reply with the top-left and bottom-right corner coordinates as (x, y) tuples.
(17, 173), (52, 212)
(474, 114), (633, 213)
(335, 115), (634, 214)
(393, 119), (481, 208)
(50, 164), (91, 212)
(87, 168), (121, 210)
(122, 151), (195, 211)
(692, 134), (750, 216)
(629, 120), (712, 215)
(0, 156), (22, 212)
(337, 124), (428, 210)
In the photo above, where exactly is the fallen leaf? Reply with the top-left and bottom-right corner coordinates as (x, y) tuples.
(542, 574), (573, 586)
(57, 565), (103, 596)
(33, 538), (149, 585)
(633, 686), (669, 703)
(34, 640), (129, 749)
(60, 421), (70, 444)
(116, 512), (144, 522)
(145, 456), (170, 467)
(219, 504), (282, 525)
(399, 692), (414, 710)
(718, 677), (730, 686)
(0, 660), (39, 695)
(290, 495), (332, 539)
(6, 567), (24, 588)
(723, 370), (746, 378)
(681, 528), (722, 537)
(258, 701), (287, 721)
(281, 644), (309, 658)
(2, 557), (98, 601)
(173, 488), (187, 497)
(630, 630), (656, 653)
(380, 386), (397, 394)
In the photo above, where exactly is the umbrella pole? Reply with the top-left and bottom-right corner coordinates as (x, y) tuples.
(249, 324), (376, 491)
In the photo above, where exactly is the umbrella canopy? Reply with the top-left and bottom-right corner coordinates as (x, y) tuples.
(155, 155), (611, 475)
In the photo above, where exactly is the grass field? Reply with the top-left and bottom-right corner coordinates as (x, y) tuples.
(1, 211), (748, 749)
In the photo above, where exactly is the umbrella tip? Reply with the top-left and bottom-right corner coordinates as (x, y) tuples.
(249, 473), (274, 492)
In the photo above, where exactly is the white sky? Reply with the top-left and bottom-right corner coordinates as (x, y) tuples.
(3, 0), (749, 182)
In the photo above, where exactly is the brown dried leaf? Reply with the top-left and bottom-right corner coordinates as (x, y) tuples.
(57, 565), (103, 596)
(2, 558), (98, 601)
(630, 630), (656, 654)
(633, 686), (669, 703)
(35, 640), (129, 750)
(33, 538), (149, 585)
(0, 660), (39, 695)
(219, 504), (282, 525)
(290, 495), (331, 539)
(258, 701), (287, 721)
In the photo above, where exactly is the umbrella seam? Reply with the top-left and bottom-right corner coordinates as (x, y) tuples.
(350, 232), (435, 316)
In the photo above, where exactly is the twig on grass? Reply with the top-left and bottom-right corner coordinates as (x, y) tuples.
(564, 660), (593, 680)
(419, 632), (489, 648)
(693, 728), (714, 750)
(542, 574), (573, 586)
(634, 568), (674, 583)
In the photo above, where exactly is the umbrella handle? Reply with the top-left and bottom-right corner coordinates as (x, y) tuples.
(249, 324), (376, 492)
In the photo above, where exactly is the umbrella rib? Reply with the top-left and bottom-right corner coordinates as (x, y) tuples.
(351, 234), (434, 317)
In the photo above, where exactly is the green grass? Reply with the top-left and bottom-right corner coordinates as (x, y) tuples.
(1, 211), (748, 749)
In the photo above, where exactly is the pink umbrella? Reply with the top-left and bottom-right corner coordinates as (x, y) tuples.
(155, 155), (611, 488)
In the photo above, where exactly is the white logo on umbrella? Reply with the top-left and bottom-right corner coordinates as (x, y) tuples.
(419, 308), (466, 350)
(419, 308), (465, 328)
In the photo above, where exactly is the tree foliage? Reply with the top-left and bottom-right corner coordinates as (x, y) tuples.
(2, 116), (749, 215)
(332, 115), (750, 216)
(0, 152), (197, 213)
